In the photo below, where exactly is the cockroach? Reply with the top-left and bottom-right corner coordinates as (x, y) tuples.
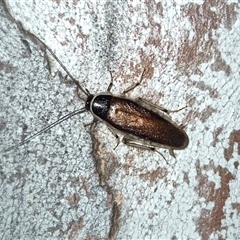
(3, 36), (189, 162)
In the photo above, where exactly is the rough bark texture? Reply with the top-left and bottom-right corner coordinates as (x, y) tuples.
(0, 0), (239, 239)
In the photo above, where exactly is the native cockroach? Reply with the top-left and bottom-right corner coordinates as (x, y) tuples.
(3, 36), (189, 161)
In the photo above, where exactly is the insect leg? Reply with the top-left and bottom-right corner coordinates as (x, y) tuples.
(169, 149), (176, 158)
(167, 106), (187, 114)
(107, 71), (116, 93)
(123, 68), (146, 94)
(90, 120), (120, 150)
(137, 97), (169, 113)
(122, 137), (169, 164)
(137, 98), (187, 115)
(179, 124), (187, 129)
(107, 127), (120, 150)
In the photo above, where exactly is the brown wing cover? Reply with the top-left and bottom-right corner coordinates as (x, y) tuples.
(106, 97), (187, 148)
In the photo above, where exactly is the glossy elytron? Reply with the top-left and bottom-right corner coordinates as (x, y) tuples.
(88, 94), (188, 151)
(3, 35), (189, 159)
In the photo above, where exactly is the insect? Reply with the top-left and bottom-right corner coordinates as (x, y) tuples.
(3, 35), (189, 162)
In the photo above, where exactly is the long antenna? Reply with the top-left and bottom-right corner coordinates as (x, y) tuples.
(2, 107), (86, 153)
(34, 35), (89, 97)
(3, 35), (89, 153)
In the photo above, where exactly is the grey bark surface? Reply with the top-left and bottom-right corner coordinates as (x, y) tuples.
(0, 1), (239, 239)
